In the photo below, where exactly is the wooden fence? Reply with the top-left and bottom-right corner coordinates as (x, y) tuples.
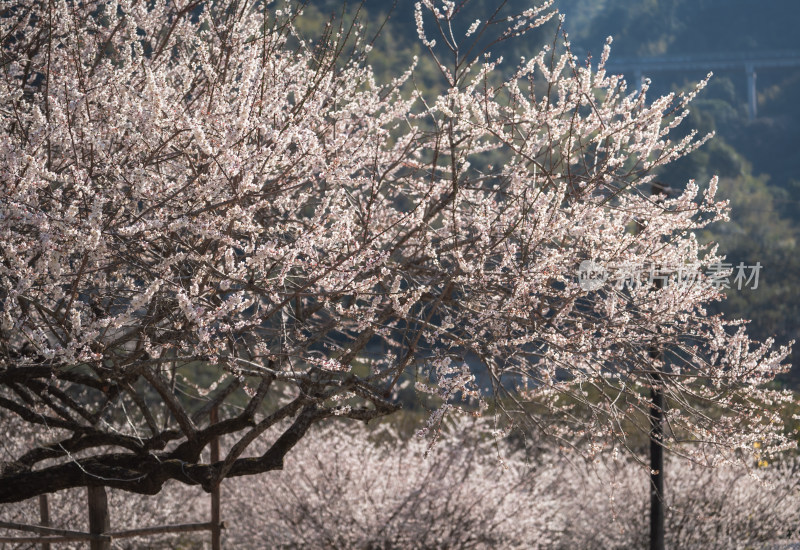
(1, 408), (225, 549)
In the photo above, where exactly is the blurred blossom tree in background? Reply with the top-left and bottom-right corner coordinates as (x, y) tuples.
(3, 420), (798, 548)
(0, 1), (794, 538)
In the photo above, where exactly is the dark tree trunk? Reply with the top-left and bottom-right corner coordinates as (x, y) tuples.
(0, 405), (328, 503)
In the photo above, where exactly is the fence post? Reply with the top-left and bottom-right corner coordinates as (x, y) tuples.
(210, 406), (221, 550)
(38, 494), (50, 550)
(87, 486), (111, 550)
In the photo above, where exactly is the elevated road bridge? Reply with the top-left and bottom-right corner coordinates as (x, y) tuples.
(605, 51), (800, 119)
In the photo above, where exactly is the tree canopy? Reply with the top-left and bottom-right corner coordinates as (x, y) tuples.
(0, 0), (793, 503)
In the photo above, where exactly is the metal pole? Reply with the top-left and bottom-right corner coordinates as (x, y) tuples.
(648, 182), (667, 550)
(649, 341), (665, 550)
(746, 63), (757, 120)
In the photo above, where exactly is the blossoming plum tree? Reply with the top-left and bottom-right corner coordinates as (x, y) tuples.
(0, 0), (793, 503)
